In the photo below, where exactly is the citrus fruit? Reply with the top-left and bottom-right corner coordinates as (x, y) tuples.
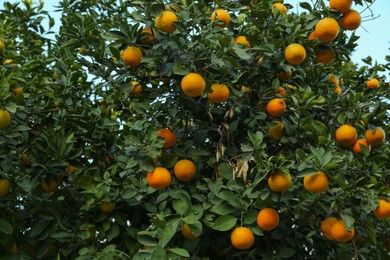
(157, 128), (176, 148)
(276, 68), (292, 81)
(315, 18), (339, 42)
(0, 109), (11, 129)
(140, 27), (155, 45)
(266, 98), (286, 117)
(130, 81), (142, 96)
(329, 0), (352, 13)
(268, 120), (285, 140)
(373, 198), (390, 219)
(330, 220), (355, 242)
(0, 179), (11, 197)
(315, 49), (334, 64)
(268, 171), (292, 192)
(340, 10), (361, 30)
(41, 178), (59, 193)
(174, 159), (196, 182)
(121, 46), (143, 67)
(365, 127), (385, 146)
(285, 43), (306, 65)
(271, 3), (287, 14)
(320, 217), (338, 240)
(181, 73), (206, 97)
(211, 9), (230, 28)
(181, 223), (199, 239)
(230, 227), (254, 249)
(257, 208), (280, 231)
(146, 167), (171, 190)
(352, 139), (370, 153)
(233, 36), (251, 48)
(275, 87), (286, 97)
(335, 125), (357, 147)
(303, 171), (329, 193)
(155, 11), (178, 33)
(208, 84), (230, 103)
(100, 201), (116, 213)
(366, 78), (379, 89)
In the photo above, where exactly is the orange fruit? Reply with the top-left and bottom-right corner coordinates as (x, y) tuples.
(230, 227), (254, 250)
(99, 201), (116, 213)
(266, 98), (286, 117)
(208, 84), (230, 103)
(41, 178), (59, 193)
(140, 27), (155, 45)
(157, 128), (176, 148)
(320, 217), (338, 240)
(315, 49), (334, 64)
(340, 10), (361, 30)
(66, 165), (77, 174)
(174, 159), (196, 182)
(121, 46), (143, 67)
(211, 9), (230, 28)
(268, 171), (292, 192)
(146, 167), (171, 190)
(11, 87), (23, 95)
(78, 47), (87, 55)
(330, 220), (355, 242)
(181, 223), (199, 239)
(365, 127), (385, 146)
(329, 74), (339, 86)
(240, 85), (251, 94)
(271, 3), (287, 14)
(0, 179), (11, 197)
(284, 43), (306, 65)
(315, 18), (339, 42)
(334, 86), (342, 95)
(303, 171), (329, 193)
(0, 109), (11, 129)
(257, 208), (280, 231)
(233, 36), (251, 48)
(275, 87), (286, 97)
(366, 78), (379, 89)
(352, 139), (371, 153)
(155, 11), (178, 33)
(268, 120), (285, 140)
(276, 68), (292, 81)
(335, 125), (357, 147)
(373, 198), (390, 219)
(329, 0), (352, 13)
(0, 39), (4, 53)
(130, 81), (142, 96)
(308, 31), (317, 40)
(181, 73), (206, 97)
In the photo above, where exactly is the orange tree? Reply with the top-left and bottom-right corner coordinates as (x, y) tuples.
(0, 0), (389, 259)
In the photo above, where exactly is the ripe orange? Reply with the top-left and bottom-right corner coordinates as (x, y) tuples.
(257, 208), (279, 231)
(240, 85), (251, 94)
(211, 9), (230, 28)
(276, 68), (292, 81)
(335, 125), (357, 147)
(0, 179), (11, 197)
(275, 87), (286, 97)
(334, 86), (342, 95)
(140, 27), (155, 45)
(174, 159), (196, 182)
(230, 227), (254, 249)
(208, 84), (230, 103)
(315, 49), (334, 64)
(352, 139), (371, 154)
(181, 73), (206, 97)
(157, 128), (176, 148)
(0, 109), (11, 129)
(66, 165), (77, 174)
(41, 178), (59, 193)
(233, 36), (251, 48)
(268, 171), (292, 192)
(271, 3), (287, 14)
(365, 127), (385, 146)
(146, 167), (171, 190)
(155, 11), (178, 33)
(268, 120), (285, 140)
(329, 0), (352, 13)
(308, 31), (317, 40)
(366, 78), (379, 89)
(181, 223), (199, 239)
(266, 98), (286, 117)
(340, 10), (361, 30)
(320, 217), (338, 240)
(99, 201), (116, 213)
(284, 43), (306, 65)
(303, 171), (329, 193)
(330, 220), (355, 242)
(373, 198), (390, 219)
(315, 18), (339, 42)
(130, 81), (142, 96)
(121, 46), (143, 67)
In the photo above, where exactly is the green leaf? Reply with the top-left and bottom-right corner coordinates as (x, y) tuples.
(159, 219), (180, 248)
(212, 215), (237, 231)
(151, 245), (167, 259)
(173, 199), (191, 215)
(340, 213), (355, 231)
(0, 218), (13, 234)
(168, 248), (190, 258)
(137, 233), (157, 246)
(243, 210), (258, 225)
(297, 168), (317, 178)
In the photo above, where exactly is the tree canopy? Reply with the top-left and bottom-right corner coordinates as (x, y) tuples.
(0, 0), (389, 259)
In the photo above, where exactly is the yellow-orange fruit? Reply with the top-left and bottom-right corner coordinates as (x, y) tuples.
(140, 27), (155, 45)
(266, 98), (286, 117)
(340, 10), (361, 30)
(271, 3), (287, 14)
(257, 208), (280, 231)
(174, 159), (196, 182)
(321, 217), (338, 240)
(130, 81), (142, 96)
(121, 46), (143, 67)
(335, 125), (357, 147)
(308, 31), (317, 40)
(233, 36), (251, 48)
(268, 120), (285, 140)
(41, 178), (59, 193)
(352, 139), (371, 154)
(284, 43), (306, 65)
(0, 179), (11, 197)
(157, 128), (176, 148)
(181, 223), (199, 239)
(303, 171), (328, 193)
(330, 0), (352, 13)
(268, 171), (292, 192)
(155, 11), (178, 33)
(315, 49), (334, 64)
(366, 78), (379, 89)
(181, 73), (206, 97)
(0, 109), (11, 129)
(365, 127), (385, 146)
(330, 220), (355, 242)
(373, 198), (390, 219)
(208, 84), (230, 103)
(99, 201), (116, 213)
(146, 167), (171, 190)
(315, 18), (339, 42)
(276, 68), (292, 81)
(230, 227), (254, 249)
(211, 9), (230, 28)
